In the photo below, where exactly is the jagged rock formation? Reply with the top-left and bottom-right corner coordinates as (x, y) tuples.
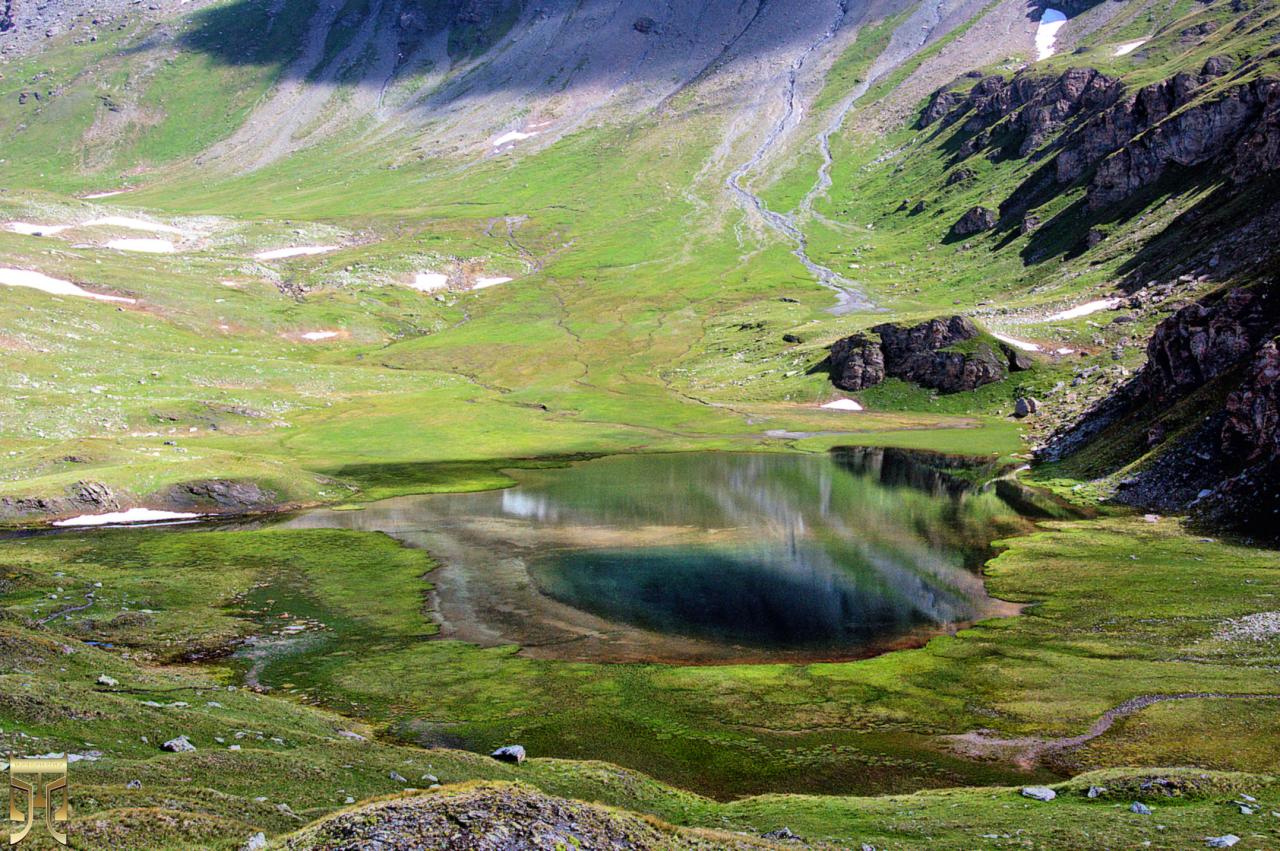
(1040, 280), (1280, 537)
(830, 316), (1025, 394)
(1, 0), (17, 33)
(921, 63), (1280, 226)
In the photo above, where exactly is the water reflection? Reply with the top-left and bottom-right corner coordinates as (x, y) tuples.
(280, 451), (1038, 663)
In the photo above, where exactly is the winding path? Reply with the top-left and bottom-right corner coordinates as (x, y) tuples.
(946, 692), (1280, 767)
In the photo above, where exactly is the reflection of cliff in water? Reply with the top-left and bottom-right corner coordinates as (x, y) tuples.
(832, 446), (998, 499)
(278, 451), (1041, 663)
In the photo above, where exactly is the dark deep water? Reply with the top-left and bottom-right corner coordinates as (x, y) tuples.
(282, 449), (1044, 662)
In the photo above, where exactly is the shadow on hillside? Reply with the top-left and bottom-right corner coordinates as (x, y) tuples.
(175, 0), (868, 112)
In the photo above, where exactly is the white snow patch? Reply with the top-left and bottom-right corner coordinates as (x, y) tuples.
(53, 508), (203, 527)
(1036, 9), (1068, 60)
(1045, 298), (1121, 321)
(255, 245), (339, 260)
(492, 131), (538, 147)
(300, 331), (339, 341)
(821, 399), (864, 412)
(1114, 39), (1148, 56)
(473, 276), (513, 289)
(992, 332), (1042, 352)
(83, 190), (129, 199)
(6, 222), (72, 236)
(0, 268), (135, 303)
(410, 272), (449, 292)
(494, 131), (534, 146)
(106, 238), (176, 254)
(1056, 347), (1076, 355)
(86, 216), (187, 235)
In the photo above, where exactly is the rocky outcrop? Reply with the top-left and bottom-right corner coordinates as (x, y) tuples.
(278, 783), (773, 850)
(0, 480), (118, 523)
(924, 65), (1280, 222)
(1041, 280), (1280, 537)
(1090, 78), (1280, 209)
(161, 479), (277, 511)
(829, 316), (1017, 394)
(0, 0), (17, 33)
(951, 206), (997, 237)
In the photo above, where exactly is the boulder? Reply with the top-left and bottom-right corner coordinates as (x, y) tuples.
(951, 206), (997, 237)
(1130, 801), (1152, 815)
(1014, 397), (1039, 418)
(161, 735), (196, 753)
(490, 745), (526, 764)
(1021, 786), (1056, 801)
(1206, 835), (1240, 848)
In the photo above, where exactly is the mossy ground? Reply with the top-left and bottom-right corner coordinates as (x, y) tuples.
(2, 512), (1278, 847)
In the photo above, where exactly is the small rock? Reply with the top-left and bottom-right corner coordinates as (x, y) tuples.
(1131, 801), (1152, 815)
(1238, 805), (1254, 815)
(125, 779), (141, 790)
(1013, 397), (1039, 418)
(1205, 836), (1239, 848)
(389, 771), (408, 783)
(490, 745), (526, 764)
(344, 796), (355, 804)
(1087, 785), (1105, 798)
(96, 675), (118, 687)
(161, 735), (195, 753)
(242, 832), (267, 851)
(1021, 786), (1056, 802)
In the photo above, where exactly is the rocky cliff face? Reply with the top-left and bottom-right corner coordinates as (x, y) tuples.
(1041, 279), (1280, 537)
(829, 316), (1024, 394)
(923, 62), (1280, 225)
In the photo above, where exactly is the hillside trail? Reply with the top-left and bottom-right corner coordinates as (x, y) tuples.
(945, 692), (1280, 768)
(726, 0), (951, 316)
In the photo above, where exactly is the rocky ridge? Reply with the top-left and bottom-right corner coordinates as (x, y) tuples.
(921, 60), (1280, 238)
(1040, 279), (1280, 536)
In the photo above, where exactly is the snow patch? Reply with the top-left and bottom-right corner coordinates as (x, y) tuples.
(86, 216), (187, 236)
(6, 222), (72, 236)
(992, 332), (1042, 352)
(1045, 298), (1121, 321)
(53, 508), (204, 527)
(300, 331), (339, 341)
(0, 268), (135, 303)
(821, 399), (864, 412)
(410, 272), (449, 292)
(473, 276), (514, 289)
(493, 131), (539, 147)
(106, 238), (176, 254)
(1036, 9), (1068, 60)
(255, 245), (339, 261)
(1114, 39), (1148, 56)
(83, 190), (130, 199)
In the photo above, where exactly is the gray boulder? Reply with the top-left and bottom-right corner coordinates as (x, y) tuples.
(1021, 786), (1056, 802)
(490, 745), (526, 764)
(161, 735), (196, 753)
